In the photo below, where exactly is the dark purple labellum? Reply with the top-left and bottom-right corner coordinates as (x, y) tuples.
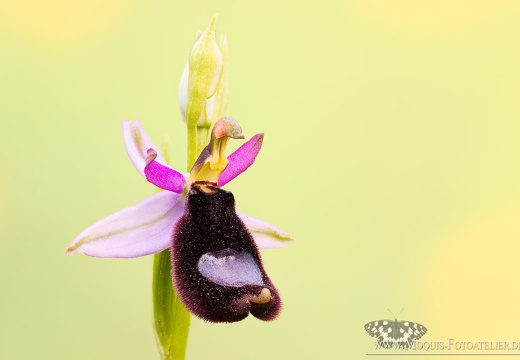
(171, 185), (282, 323)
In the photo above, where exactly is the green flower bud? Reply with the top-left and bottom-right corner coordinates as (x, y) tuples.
(178, 14), (228, 129)
(179, 14), (230, 168)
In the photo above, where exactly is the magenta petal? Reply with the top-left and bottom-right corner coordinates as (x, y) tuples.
(122, 120), (167, 176)
(218, 133), (264, 187)
(144, 149), (185, 193)
(66, 191), (185, 258)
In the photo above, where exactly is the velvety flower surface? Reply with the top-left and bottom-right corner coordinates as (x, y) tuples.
(67, 118), (292, 322)
(173, 185), (281, 322)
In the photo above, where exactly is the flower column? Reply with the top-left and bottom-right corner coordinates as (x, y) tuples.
(153, 14), (228, 360)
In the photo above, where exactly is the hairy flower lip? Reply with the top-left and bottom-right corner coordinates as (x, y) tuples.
(171, 185), (282, 323)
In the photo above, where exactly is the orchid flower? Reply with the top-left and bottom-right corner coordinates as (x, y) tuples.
(67, 14), (292, 360)
(67, 117), (292, 322)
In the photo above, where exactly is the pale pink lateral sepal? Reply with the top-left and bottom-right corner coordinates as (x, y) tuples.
(122, 120), (167, 176)
(237, 211), (293, 249)
(144, 149), (186, 193)
(218, 134), (264, 187)
(66, 192), (185, 258)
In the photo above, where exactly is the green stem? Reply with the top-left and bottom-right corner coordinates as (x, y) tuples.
(187, 125), (211, 169)
(153, 117), (209, 360)
(153, 250), (191, 360)
(196, 126), (211, 158)
(187, 125), (198, 171)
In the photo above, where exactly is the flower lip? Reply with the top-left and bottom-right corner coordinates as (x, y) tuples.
(171, 185), (282, 322)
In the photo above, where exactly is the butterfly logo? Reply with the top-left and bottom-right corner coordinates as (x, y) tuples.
(364, 310), (427, 349)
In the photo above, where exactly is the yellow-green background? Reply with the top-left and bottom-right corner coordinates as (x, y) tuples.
(1, 1), (520, 359)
